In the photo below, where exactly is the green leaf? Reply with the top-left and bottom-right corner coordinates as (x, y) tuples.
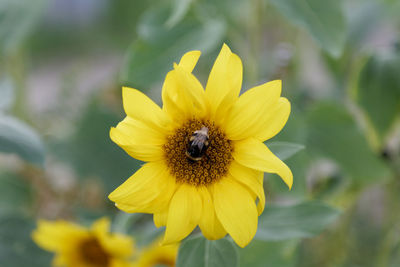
(240, 240), (295, 267)
(356, 55), (400, 143)
(0, 172), (33, 216)
(346, 1), (384, 46)
(166, 0), (194, 27)
(112, 212), (141, 235)
(0, 77), (14, 111)
(306, 102), (391, 183)
(389, 241), (400, 267)
(58, 97), (140, 192)
(0, 115), (45, 166)
(256, 201), (340, 241)
(0, 215), (52, 267)
(200, 0), (252, 28)
(127, 219), (165, 247)
(121, 4), (225, 89)
(269, 0), (346, 57)
(266, 141), (305, 161)
(0, 0), (46, 55)
(177, 236), (239, 267)
(265, 109), (309, 196)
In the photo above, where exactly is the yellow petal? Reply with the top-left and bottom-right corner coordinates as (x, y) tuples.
(114, 116), (166, 145)
(255, 97), (291, 141)
(91, 218), (134, 259)
(105, 234), (134, 258)
(91, 217), (110, 235)
(163, 184), (202, 245)
(213, 176), (258, 248)
(53, 254), (68, 267)
(109, 162), (177, 213)
(198, 186), (227, 240)
(224, 80), (282, 140)
(153, 209), (169, 228)
(178, 50), (201, 73)
(162, 66), (207, 122)
(100, 235), (134, 259)
(110, 117), (165, 162)
(110, 128), (163, 162)
(122, 87), (171, 132)
(229, 161), (265, 215)
(205, 44), (243, 122)
(132, 238), (178, 267)
(173, 64), (207, 116)
(161, 71), (186, 123)
(110, 259), (134, 267)
(233, 138), (293, 189)
(32, 220), (87, 252)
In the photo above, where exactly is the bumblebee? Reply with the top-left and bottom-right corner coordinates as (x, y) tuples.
(186, 126), (209, 161)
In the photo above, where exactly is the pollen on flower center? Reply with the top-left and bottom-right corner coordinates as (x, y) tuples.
(79, 238), (110, 267)
(163, 119), (233, 186)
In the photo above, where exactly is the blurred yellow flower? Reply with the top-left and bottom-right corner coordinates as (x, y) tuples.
(32, 217), (134, 267)
(132, 239), (178, 267)
(109, 44), (292, 248)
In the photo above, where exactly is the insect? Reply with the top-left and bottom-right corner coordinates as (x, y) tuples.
(186, 126), (209, 161)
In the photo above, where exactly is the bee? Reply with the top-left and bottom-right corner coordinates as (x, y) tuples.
(186, 126), (209, 161)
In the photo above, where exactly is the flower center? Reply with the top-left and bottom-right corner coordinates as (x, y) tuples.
(79, 237), (110, 267)
(153, 257), (175, 267)
(163, 119), (233, 186)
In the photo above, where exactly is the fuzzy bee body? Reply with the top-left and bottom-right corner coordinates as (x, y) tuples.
(186, 126), (209, 161)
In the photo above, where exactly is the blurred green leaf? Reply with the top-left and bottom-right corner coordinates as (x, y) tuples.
(200, 0), (252, 28)
(111, 213), (164, 247)
(0, 115), (45, 166)
(240, 240), (295, 267)
(389, 242), (400, 267)
(0, 0), (46, 55)
(266, 109), (309, 197)
(256, 201), (340, 241)
(60, 97), (140, 192)
(0, 172), (33, 216)
(129, 219), (164, 247)
(306, 102), (391, 183)
(0, 77), (14, 111)
(112, 212), (141, 235)
(269, 0), (346, 57)
(356, 55), (400, 143)
(265, 140), (306, 194)
(121, 4), (225, 89)
(177, 236), (238, 267)
(346, 1), (383, 47)
(0, 215), (52, 267)
(267, 141), (305, 161)
(166, 0), (194, 27)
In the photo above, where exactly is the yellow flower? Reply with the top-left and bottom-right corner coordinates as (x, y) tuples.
(132, 239), (178, 267)
(109, 44), (292, 248)
(32, 217), (135, 267)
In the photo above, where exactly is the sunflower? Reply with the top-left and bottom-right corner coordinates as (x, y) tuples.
(32, 217), (134, 267)
(132, 239), (178, 267)
(109, 44), (292, 248)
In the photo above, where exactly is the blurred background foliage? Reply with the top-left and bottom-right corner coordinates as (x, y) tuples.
(1, 0), (400, 266)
